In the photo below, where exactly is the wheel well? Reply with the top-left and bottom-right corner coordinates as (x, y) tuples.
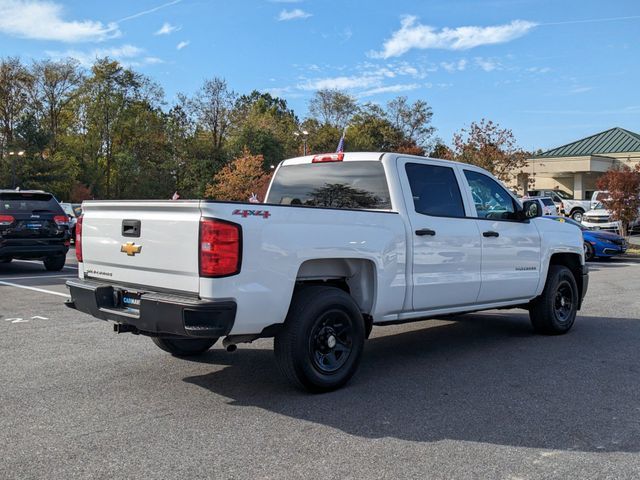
(549, 252), (584, 301)
(295, 258), (376, 317)
(570, 207), (585, 213)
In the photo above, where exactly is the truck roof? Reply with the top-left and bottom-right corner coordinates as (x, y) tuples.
(280, 152), (468, 167)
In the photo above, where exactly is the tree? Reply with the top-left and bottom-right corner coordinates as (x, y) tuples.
(452, 119), (529, 185)
(596, 164), (640, 237)
(204, 149), (272, 202)
(188, 77), (236, 155)
(308, 89), (356, 129)
(387, 96), (435, 152)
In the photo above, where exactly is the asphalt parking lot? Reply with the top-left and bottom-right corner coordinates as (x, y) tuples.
(2, 250), (640, 479)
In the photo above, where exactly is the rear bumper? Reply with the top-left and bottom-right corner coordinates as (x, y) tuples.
(66, 278), (236, 338)
(0, 239), (69, 259)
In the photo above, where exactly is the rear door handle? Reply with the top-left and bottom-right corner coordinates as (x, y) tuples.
(415, 228), (436, 236)
(483, 231), (499, 238)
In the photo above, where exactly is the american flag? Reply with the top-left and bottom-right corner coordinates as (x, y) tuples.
(336, 127), (347, 153)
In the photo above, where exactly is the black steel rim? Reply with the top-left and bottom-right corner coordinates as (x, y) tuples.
(554, 281), (574, 322)
(308, 309), (354, 374)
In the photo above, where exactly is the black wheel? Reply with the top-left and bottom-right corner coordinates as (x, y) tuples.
(43, 255), (66, 271)
(151, 337), (218, 356)
(584, 242), (595, 261)
(529, 265), (578, 335)
(274, 286), (365, 393)
(571, 210), (584, 222)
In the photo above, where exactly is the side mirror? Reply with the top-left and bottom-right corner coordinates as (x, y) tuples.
(522, 199), (542, 219)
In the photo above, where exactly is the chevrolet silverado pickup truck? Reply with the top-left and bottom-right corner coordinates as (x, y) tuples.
(66, 152), (588, 392)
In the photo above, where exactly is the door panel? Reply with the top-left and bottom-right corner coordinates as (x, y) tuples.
(462, 169), (541, 303)
(400, 160), (482, 311)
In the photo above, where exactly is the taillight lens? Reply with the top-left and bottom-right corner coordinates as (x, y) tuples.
(53, 215), (69, 226)
(75, 216), (83, 262)
(199, 218), (241, 277)
(0, 215), (15, 226)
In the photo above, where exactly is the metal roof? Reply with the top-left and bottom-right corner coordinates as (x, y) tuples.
(535, 127), (640, 158)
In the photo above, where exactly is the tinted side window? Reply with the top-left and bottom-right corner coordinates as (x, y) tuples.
(405, 163), (465, 217)
(464, 170), (516, 220)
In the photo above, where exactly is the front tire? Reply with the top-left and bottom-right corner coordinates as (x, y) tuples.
(529, 265), (578, 335)
(151, 337), (218, 356)
(274, 286), (365, 393)
(571, 210), (584, 222)
(43, 255), (66, 271)
(584, 242), (595, 261)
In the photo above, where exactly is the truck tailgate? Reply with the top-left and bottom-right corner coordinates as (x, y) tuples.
(80, 201), (201, 293)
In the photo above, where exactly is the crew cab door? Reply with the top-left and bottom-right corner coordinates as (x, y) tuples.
(461, 169), (541, 303)
(398, 159), (482, 311)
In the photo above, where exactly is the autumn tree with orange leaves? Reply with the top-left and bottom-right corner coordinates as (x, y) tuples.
(204, 149), (272, 202)
(596, 164), (640, 237)
(452, 119), (530, 186)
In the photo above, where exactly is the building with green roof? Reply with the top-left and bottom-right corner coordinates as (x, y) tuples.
(520, 127), (640, 199)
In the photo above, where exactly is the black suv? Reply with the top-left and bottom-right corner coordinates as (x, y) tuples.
(0, 190), (71, 271)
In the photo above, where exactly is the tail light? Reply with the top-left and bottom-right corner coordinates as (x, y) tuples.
(0, 215), (15, 226)
(75, 216), (83, 262)
(199, 218), (241, 277)
(53, 215), (69, 226)
(312, 153), (344, 163)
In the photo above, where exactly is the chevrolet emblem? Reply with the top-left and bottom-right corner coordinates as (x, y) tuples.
(120, 242), (142, 256)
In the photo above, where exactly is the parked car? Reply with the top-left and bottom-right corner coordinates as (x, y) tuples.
(525, 196), (558, 216)
(590, 190), (609, 209)
(582, 202), (640, 233)
(544, 216), (627, 260)
(0, 190), (71, 270)
(67, 152), (588, 392)
(60, 202), (78, 239)
(528, 189), (591, 221)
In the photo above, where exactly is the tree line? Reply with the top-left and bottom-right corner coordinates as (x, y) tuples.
(0, 56), (531, 202)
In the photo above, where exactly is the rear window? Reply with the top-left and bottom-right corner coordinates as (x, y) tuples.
(541, 198), (555, 206)
(0, 193), (63, 214)
(266, 161), (391, 210)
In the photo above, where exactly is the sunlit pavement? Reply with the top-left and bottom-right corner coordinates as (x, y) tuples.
(1, 250), (640, 479)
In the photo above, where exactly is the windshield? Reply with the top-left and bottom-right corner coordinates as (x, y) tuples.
(554, 190), (573, 200)
(266, 161), (391, 210)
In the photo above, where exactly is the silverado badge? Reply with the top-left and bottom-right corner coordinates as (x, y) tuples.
(121, 242), (142, 256)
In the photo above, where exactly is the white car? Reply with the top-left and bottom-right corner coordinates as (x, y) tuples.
(66, 152), (588, 392)
(583, 202), (640, 233)
(526, 196), (558, 216)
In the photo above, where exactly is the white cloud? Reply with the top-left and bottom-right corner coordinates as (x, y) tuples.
(155, 22), (181, 35)
(176, 40), (190, 50)
(441, 59), (467, 73)
(475, 57), (502, 72)
(0, 0), (120, 42)
(359, 83), (421, 97)
(277, 8), (312, 21)
(569, 86), (593, 94)
(298, 75), (379, 91)
(45, 44), (162, 67)
(373, 16), (537, 58)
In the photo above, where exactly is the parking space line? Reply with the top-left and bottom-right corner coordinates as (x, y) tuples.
(0, 274), (76, 281)
(0, 280), (70, 298)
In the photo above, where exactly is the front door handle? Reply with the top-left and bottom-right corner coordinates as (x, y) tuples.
(415, 228), (436, 236)
(483, 231), (500, 238)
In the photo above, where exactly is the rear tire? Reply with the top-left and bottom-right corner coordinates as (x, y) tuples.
(529, 265), (578, 335)
(43, 255), (66, 271)
(274, 286), (365, 393)
(151, 337), (218, 356)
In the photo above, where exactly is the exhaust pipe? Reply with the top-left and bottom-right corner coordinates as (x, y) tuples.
(222, 334), (260, 352)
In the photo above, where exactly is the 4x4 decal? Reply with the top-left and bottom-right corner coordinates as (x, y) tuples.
(232, 209), (271, 219)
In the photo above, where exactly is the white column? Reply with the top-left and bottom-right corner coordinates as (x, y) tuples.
(573, 173), (584, 200)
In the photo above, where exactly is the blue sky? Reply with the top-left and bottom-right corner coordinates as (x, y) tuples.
(1, 0), (639, 151)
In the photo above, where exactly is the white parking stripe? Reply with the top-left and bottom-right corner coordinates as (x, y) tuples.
(0, 274), (75, 281)
(0, 280), (70, 298)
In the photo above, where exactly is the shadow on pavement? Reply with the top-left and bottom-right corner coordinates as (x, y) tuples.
(184, 312), (640, 453)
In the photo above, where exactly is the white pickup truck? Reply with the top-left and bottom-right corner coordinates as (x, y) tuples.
(67, 152), (588, 392)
